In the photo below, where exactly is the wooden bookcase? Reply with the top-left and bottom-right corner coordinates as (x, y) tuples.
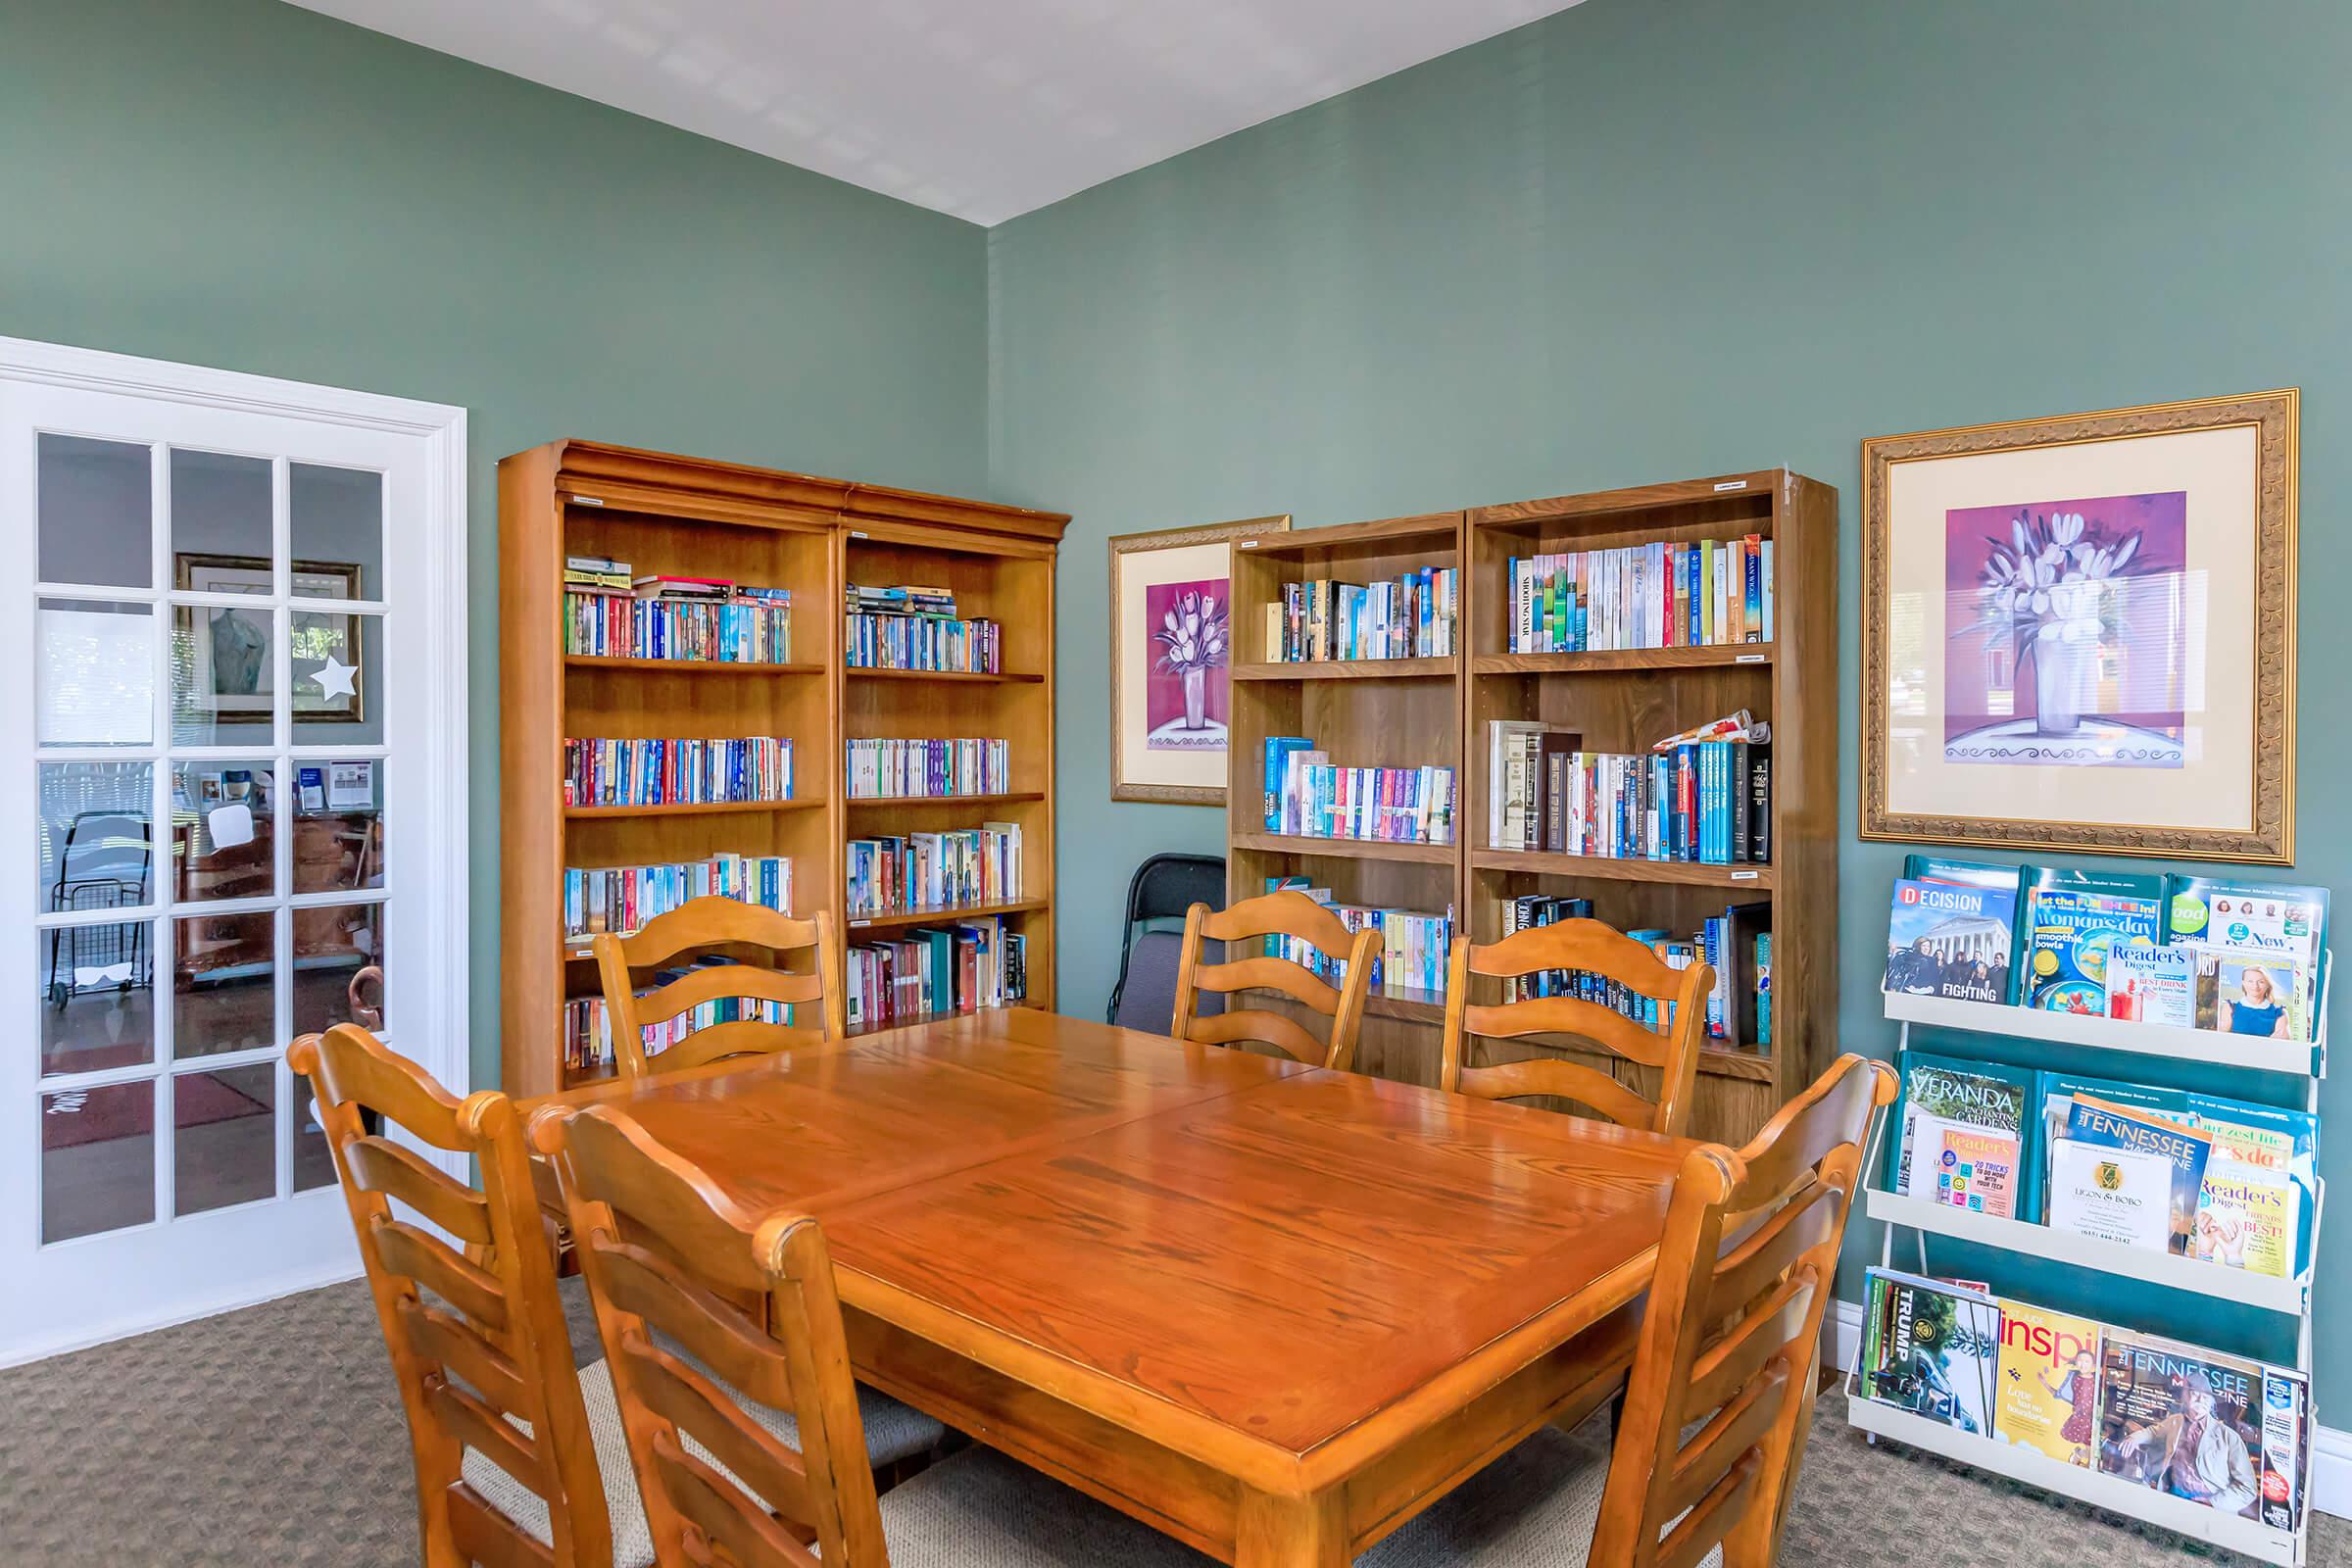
(1224, 513), (1465, 1084)
(498, 440), (1066, 1098)
(1224, 471), (1838, 1144)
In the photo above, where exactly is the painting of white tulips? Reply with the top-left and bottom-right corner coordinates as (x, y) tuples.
(1145, 581), (1230, 750)
(1942, 490), (2188, 767)
(1863, 389), (2297, 862)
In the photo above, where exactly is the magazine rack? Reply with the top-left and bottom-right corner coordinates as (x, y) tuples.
(1845, 965), (2328, 1567)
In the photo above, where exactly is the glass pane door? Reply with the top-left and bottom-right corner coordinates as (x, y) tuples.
(2, 357), (457, 1364)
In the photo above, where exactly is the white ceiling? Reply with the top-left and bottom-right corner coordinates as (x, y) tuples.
(286, 0), (1580, 225)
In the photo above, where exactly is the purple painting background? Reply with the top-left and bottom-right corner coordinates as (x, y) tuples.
(1144, 576), (1229, 748)
(1944, 489), (2188, 749)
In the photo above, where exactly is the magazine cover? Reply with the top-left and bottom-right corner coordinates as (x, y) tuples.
(1900, 855), (2025, 1001)
(1911, 1112), (2020, 1218)
(2021, 866), (2164, 1013)
(2098, 1329), (2264, 1518)
(1885, 878), (2017, 1003)
(2187, 1093), (2318, 1278)
(2190, 946), (2310, 1044)
(2166, 875), (2328, 975)
(2261, 1369), (2310, 1532)
(2107, 945), (2195, 1026)
(1994, 1300), (2101, 1467)
(1861, 1269), (2000, 1436)
(1892, 1052), (2032, 1200)
(2058, 1096), (2212, 1252)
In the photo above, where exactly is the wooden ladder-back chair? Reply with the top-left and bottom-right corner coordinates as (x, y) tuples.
(1441, 917), (1713, 1138)
(592, 898), (844, 1080)
(290, 1023), (610, 1568)
(1169, 888), (1380, 1071)
(1363, 1053), (1896, 1568)
(543, 1103), (1210, 1568)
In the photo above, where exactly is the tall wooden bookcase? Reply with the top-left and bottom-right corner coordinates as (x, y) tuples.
(499, 440), (1067, 1098)
(1225, 470), (1838, 1144)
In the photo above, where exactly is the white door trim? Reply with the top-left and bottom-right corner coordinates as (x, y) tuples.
(1, 334), (469, 1143)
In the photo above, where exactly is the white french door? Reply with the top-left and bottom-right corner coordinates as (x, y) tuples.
(0, 339), (466, 1364)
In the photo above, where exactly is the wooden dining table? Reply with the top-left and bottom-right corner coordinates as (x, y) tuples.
(525, 1007), (1696, 1567)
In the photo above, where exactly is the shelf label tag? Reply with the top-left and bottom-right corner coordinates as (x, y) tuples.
(568, 494), (606, 507)
(1239, 540), (1259, 549)
(1713, 480), (1747, 492)
(850, 529), (869, 538)
(1736, 653), (1766, 664)
(1731, 869), (1760, 880)
(850, 919), (870, 928)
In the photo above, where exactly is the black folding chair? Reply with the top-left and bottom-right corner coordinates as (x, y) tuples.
(1105, 853), (1225, 1031)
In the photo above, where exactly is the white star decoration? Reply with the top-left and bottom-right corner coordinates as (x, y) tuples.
(311, 655), (359, 702)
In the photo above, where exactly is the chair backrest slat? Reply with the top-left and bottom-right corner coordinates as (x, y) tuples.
(1590, 1054), (1895, 1568)
(289, 1023), (610, 1568)
(593, 898), (845, 1080)
(546, 1104), (893, 1568)
(1441, 919), (1712, 1136)
(1169, 890), (1378, 1071)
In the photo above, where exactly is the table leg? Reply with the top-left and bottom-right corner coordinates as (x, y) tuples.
(1235, 1488), (1348, 1568)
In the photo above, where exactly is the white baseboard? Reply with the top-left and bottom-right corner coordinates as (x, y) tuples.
(0, 1259), (363, 1371)
(1828, 1298), (2348, 1522)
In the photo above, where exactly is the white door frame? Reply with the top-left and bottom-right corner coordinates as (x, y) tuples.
(1, 335), (467, 1363)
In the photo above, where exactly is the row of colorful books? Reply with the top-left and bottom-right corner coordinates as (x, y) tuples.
(561, 852), (791, 943)
(844, 611), (1002, 673)
(1486, 721), (1769, 865)
(1260, 737), (1456, 845)
(1262, 879), (1451, 999)
(1885, 856), (2329, 1044)
(844, 737), (1010, 800)
(1888, 1049), (2318, 1280)
(847, 825), (1022, 918)
(1266, 568), (1457, 662)
(844, 917), (1026, 1029)
(1505, 535), (1773, 654)
(561, 964), (795, 1070)
(562, 736), (795, 808)
(1494, 895), (1769, 1048)
(1858, 1268), (2308, 1533)
(562, 587), (793, 663)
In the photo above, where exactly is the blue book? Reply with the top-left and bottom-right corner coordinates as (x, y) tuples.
(2019, 866), (2164, 1013)
(1262, 737), (1312, 831)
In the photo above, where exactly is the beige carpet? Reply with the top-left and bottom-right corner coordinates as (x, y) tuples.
(0, 1278), (2338, 1566)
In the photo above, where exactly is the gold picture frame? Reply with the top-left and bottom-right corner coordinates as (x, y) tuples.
(1108, 514), (1291, 805)
(1861, 389), (2296, 862)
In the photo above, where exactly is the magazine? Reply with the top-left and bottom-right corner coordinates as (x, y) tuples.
(2187, 1093), (2318, 1279)
(2021, 866), (2164, 1013)
(2106, 945), (2194, 1026)
(1910, 1112), (2021, 1219)
(1891, 1053), (2032, 1201)
(1994, 1300), (2101, 1467)
(2097, 1329), (2264, 1517)
(2260, 1369), (2310, 1532)
(2052, 1096), (2211, 1253)
(1885, 878), (2016, 1003)
(2168, 875), (2327, 1043)
(1860, 1269), (2000, 1437)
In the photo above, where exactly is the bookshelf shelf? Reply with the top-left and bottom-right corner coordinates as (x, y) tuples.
(1471, 645), (1773, 675)
(502, 439), (1067, 1097)
(1861, 1185), (2313, 1315)
(1880, 988), (2322, 1078)
(1841, 1390), (2303, 1567)
(1228, 830), (1458, 866)
(562, 656), (827, 675)
(845, 791), (1048, 809)
(846, 667), (1046, 684)
(1230, 658), (1455, 682)
(1467, 849), (1776, 890)
(1699, 1046), (1776, 1084)
(844, 897), (1051, 932)
(562, 799), (826, 820)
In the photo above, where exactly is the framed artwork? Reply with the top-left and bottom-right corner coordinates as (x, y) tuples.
(1861, 390), (2297, 862)
(1108, 514), (1290, 804)
(175, 554), (367, 724)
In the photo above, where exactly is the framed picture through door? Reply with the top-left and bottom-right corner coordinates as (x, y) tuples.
(1861, 390), (2297, 862)
(1108, 514), (1289, 804)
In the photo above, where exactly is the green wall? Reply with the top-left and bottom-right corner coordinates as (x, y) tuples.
(0, 0), (990, 1091)
(985, 0), (2352, 1398)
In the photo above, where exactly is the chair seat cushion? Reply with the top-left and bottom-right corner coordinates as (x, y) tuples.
(1357, 1424), (1722, 1568)
(461, 1356), (946, 1568)
(877, 1443), (1216, 1567)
